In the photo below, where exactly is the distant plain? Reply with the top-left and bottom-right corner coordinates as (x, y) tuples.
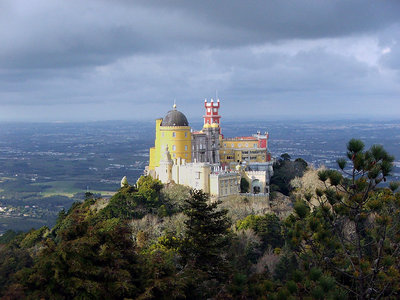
(0, 119), (399, 233)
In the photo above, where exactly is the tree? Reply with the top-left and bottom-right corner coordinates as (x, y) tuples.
(181, 189), (231, 280)
(240, 177), (250, 193)
(271, 155), (308, 195)
(11, 200), (143, 299)
(236, 214), (284, 251)
(286, 139), (399, 299)
(136, 175), (163, 207)
(281, 153), (291, 161)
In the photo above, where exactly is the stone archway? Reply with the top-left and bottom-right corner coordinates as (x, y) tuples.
(252, 179), (262, 194)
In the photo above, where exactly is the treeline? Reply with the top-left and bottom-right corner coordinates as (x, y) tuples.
(0, 139), (399, 299)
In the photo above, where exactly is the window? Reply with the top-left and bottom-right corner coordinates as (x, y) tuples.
(185, 153), (188, 157)
(161, 132), (164, 137)
(185, 145), (188, 151)
(185, 132), (187, 138)
(172, 145), (176, 151)
(173, 153), (176, 157)
(231, 143), (234, 147)
(238, 143), (242, 147)
(245, 143), (248, 147)
(213, 108), (217, 112)
(253, 144), (257, 148)
(207, 108), (211, 113)
(195, 172), (201, 179)
(224, 143), (226, 147)
(172, 132), (176, 137)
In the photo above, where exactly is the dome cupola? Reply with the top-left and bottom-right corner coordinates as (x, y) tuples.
(161, 104), (189, 126)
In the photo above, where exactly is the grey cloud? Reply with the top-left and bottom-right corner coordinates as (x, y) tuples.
(0, 1), (399, 121)
(1, 0), (400, 70)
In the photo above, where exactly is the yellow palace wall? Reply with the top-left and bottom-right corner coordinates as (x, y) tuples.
(149, 118), (192, 170)
(220, 139), (266, 164)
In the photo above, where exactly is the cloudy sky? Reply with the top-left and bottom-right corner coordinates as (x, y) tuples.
(1, 0), (399, 122)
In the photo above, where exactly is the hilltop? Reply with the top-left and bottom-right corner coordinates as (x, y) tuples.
(0, 139), (399, 299)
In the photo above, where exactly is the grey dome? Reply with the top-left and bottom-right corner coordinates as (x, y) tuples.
(161, 109), (189, 126)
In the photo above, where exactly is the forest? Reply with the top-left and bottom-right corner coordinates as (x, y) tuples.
(0, 139), (399, 300)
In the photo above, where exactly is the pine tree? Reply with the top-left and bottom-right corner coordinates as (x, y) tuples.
(286, 139), (399, 299)
(181, 189), (231, 280)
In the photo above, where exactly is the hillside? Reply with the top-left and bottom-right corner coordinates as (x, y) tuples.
(0, 139), (399, 299)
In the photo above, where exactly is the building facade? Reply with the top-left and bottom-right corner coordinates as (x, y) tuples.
(148, 104), (192, 170)
(146, 100), (273, 197)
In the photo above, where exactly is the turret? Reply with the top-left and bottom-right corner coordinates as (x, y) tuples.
(159, 145), (173, 183)
(203, 98), (221, 134)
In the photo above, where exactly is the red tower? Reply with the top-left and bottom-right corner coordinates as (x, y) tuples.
(203, 98), (221, 125)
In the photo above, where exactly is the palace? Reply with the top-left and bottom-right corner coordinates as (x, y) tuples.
(146, 99), (273, 197)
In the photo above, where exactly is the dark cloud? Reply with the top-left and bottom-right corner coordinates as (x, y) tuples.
(1, 0), (399, 69)
(0, 0), (399, 121)
(143, 1), (400, 39)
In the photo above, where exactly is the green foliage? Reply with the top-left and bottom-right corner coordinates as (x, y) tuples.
(285, 139), (399, 299)
(347, 138), (365, 156)
(137, 175), (163, 206)
(0, 242), (32, 292)
(286, 280), (297, 294)
(389, 181), (400, 192)
(101, 186), (140, 219)
(0, 230), (22, 244)
(138, 248), (186, 299)
(294, 157), (308, 169)
(236, 213), (284, 250)
(293, 200), (310, 219)
(0, 139), (397, 299)
(309, 267), (323, 281)
(101, 176), (165, 219)
(160, 183), (191, 214)
(20, 226), (49, 248)
(240, 177), (250, 193)
(274, 254), (297, 282)
(337, 157), (347, 170)
(13, 201), (142, 299)
(271, 155), (308, 195)
(181, 189), (231, 280)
